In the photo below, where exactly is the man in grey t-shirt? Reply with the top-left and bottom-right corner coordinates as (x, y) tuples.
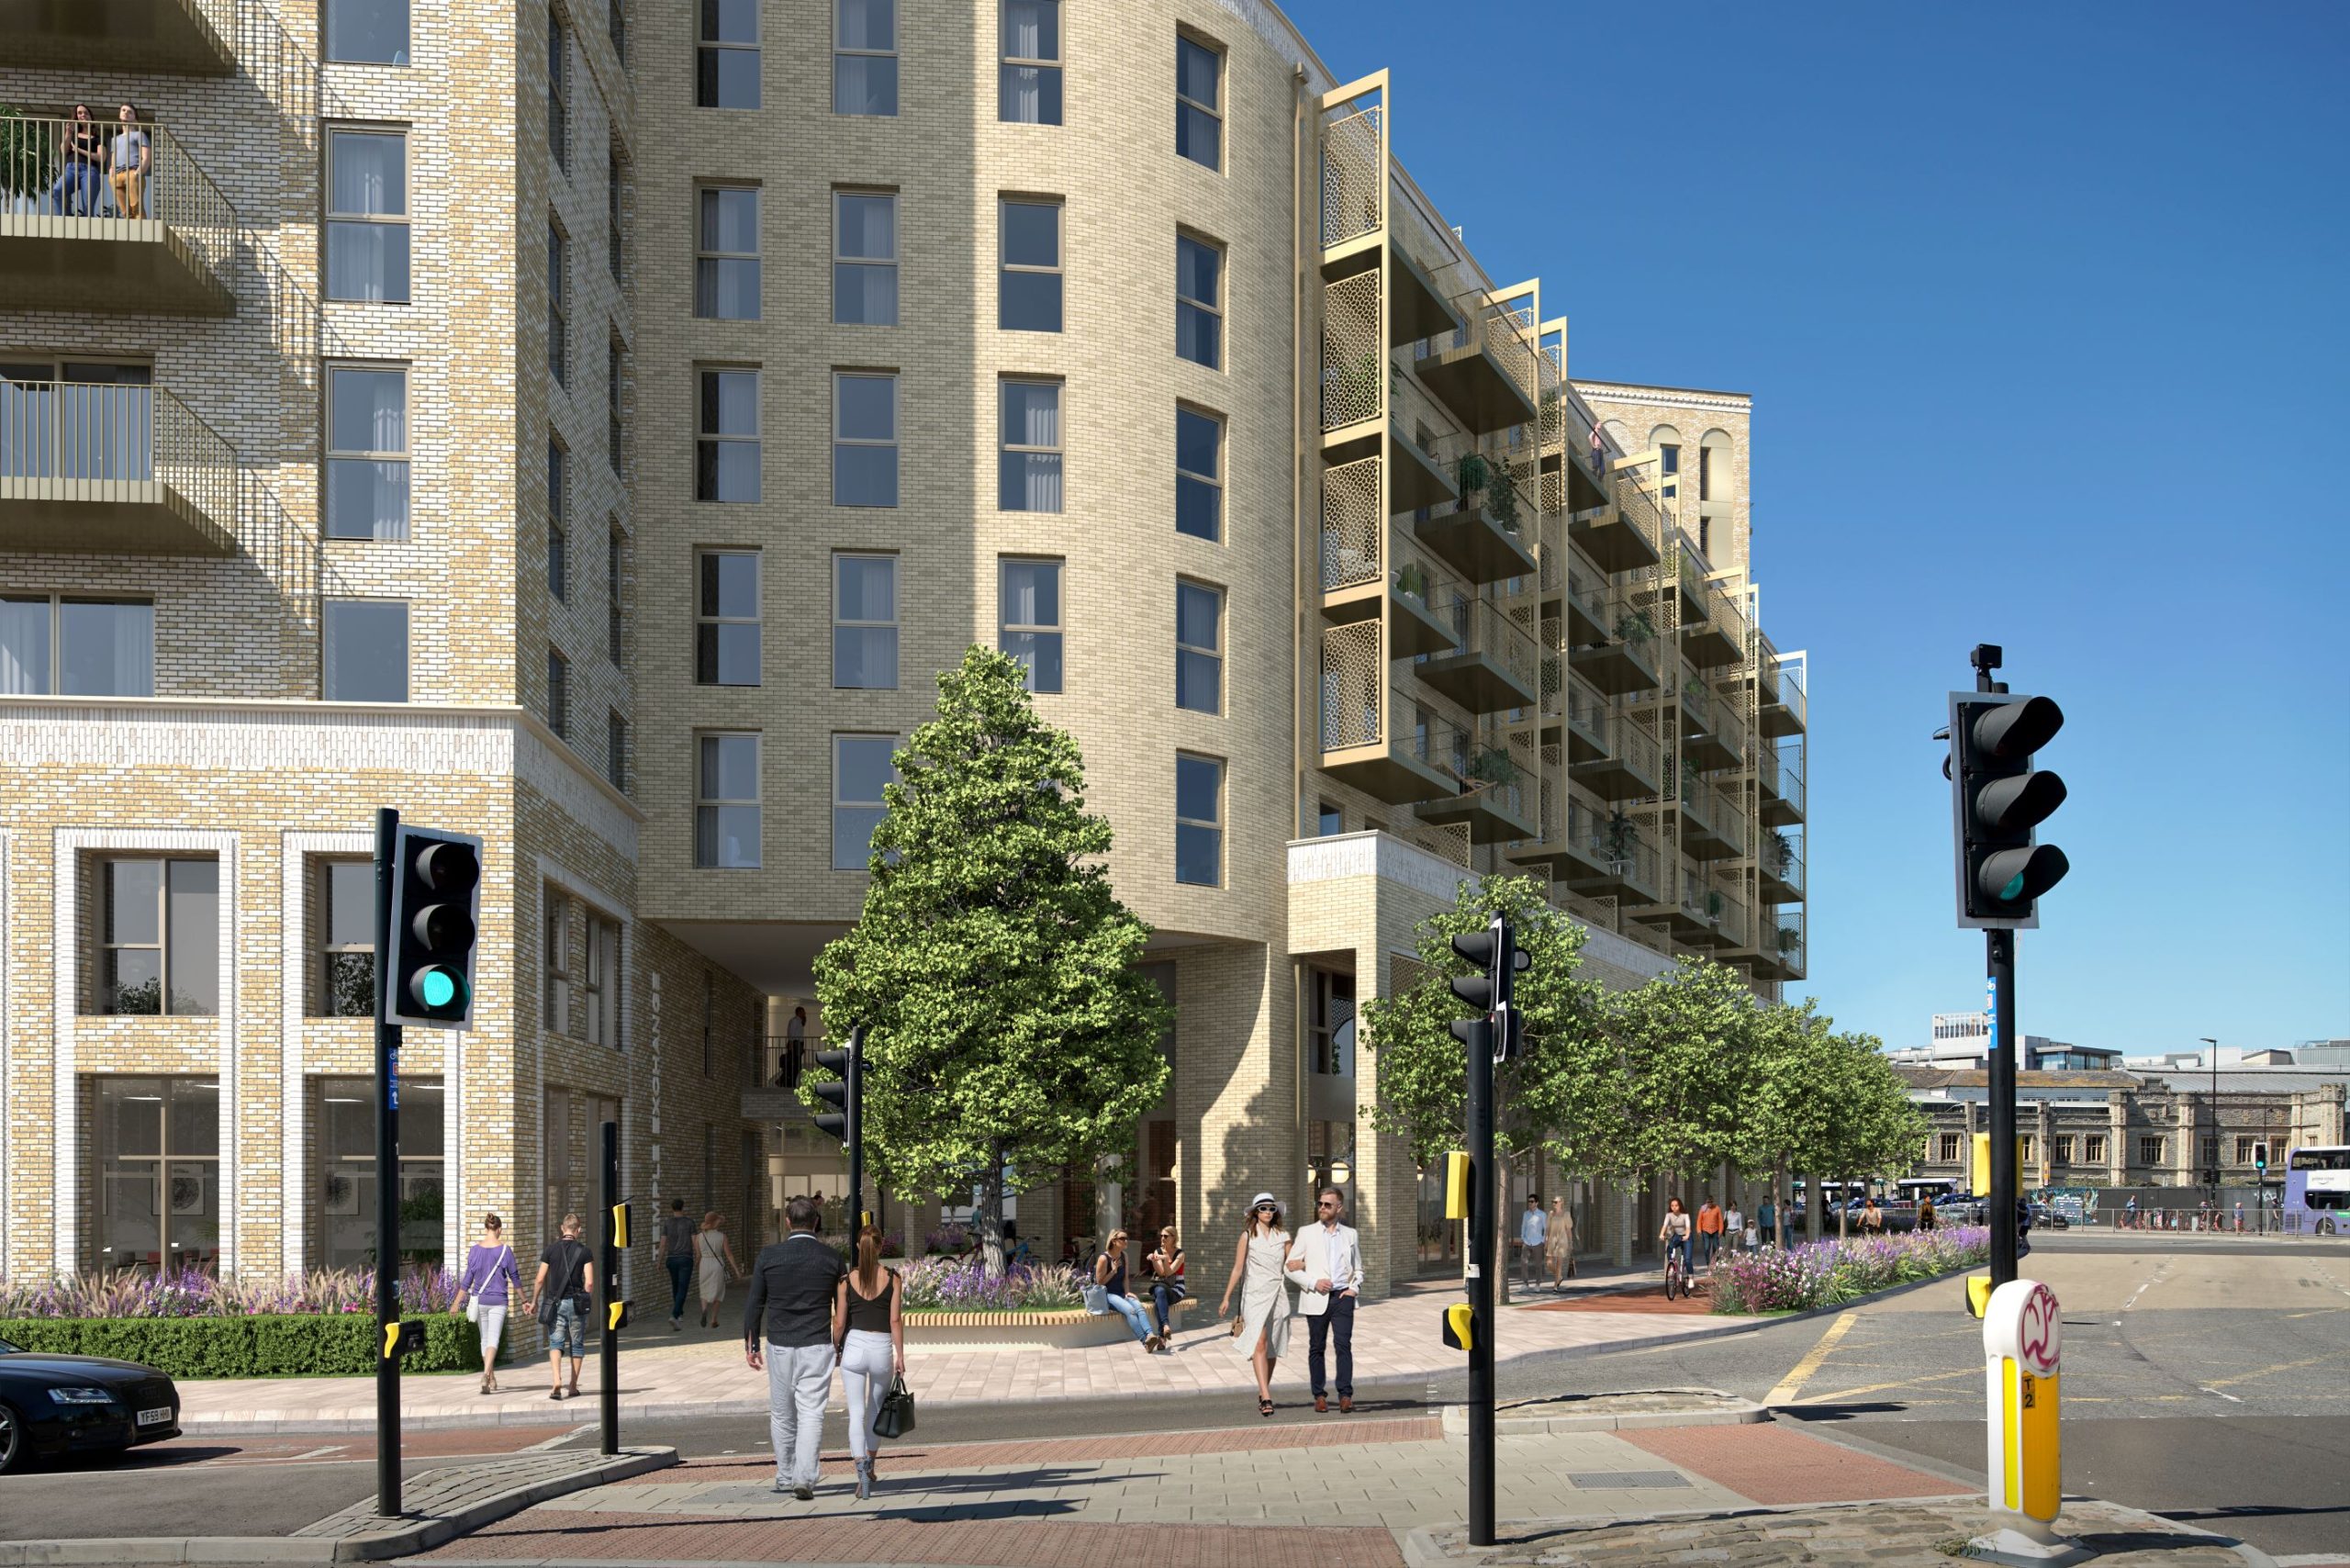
(661, 1198), (697, 1331)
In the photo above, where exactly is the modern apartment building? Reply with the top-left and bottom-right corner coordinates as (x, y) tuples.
(0, 0), (1809, 1299)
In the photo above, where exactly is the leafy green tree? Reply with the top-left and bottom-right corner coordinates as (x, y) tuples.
(811, 648), (1172, 1272)
(1813, 1031), (1928, 1237)
(1733, 999), (1841, 1237)
(1608, 957), (1762, 1192)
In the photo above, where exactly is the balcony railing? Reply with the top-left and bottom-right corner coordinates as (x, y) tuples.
(1418, 588), (1541, 706)
(1771, 907), (1807, 979)
(1319, 92), (1386, 252)
(751, 1034), (827, 1091)
(0, 117), (238, 313)
(0, 376), (240, 552)
(1391, 684), (1472, 776)
(1761, 744), (1806, 821)
(1564, 793), (1661, 900)
(1761, 831), (1806, 901)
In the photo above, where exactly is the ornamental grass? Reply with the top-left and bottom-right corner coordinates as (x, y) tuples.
(1707, 1226), (1989, 1315)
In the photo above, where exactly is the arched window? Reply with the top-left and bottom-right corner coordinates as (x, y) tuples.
(1649, 423), (1682, 500)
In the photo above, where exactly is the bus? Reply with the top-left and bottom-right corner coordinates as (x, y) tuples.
(2283, 1145), (2348, 1235)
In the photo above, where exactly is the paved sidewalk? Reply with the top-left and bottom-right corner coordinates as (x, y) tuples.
(179, 1276), (1739, 1431)
(392, 1417), (2274, 1568)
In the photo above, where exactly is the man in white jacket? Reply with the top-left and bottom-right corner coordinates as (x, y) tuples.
(1286, 1185), (1364, 1413)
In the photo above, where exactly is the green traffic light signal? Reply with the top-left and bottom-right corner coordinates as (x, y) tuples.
(1950, 689), (2068, 929)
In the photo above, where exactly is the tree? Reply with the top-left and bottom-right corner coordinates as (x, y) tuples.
(1608, 957), (1762, 1199)
(1361, 875), (1613, 1294)
(1734, 999), (1842, 1240)
(1812, 1031), (1928, 1238)
(811, 648), (1172, 1273)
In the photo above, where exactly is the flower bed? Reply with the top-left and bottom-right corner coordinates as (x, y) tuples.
(897, 1257), (1082, 1312)
(0, 1267), (492, 1377)
(1707, 1226), (1989, 1316)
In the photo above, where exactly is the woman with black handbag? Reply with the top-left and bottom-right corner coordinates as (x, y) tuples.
(832, 1224), (906, 1500)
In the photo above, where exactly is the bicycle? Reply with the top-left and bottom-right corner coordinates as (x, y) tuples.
(1662, 1243), (1687, 1302)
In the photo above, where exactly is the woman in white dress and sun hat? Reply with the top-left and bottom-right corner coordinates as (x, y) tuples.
(1216, 1192), (1296, 1417)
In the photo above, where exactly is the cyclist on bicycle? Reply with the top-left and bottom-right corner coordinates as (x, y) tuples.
(1659, 1197), (1694, 1284)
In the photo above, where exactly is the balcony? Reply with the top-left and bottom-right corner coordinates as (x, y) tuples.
(1760, 650), (1807, 737)
(1571, 463), (1662, 571)
(1758, 907), (1807, 981)
(1412, 447), (1538, 585)
(1681, 778), (1747, 861)
(1, 0), (236, 75)
(1415, 304), (1539, 435)
(1549, 795), (1664, 904)
(0, 118), (237, 316)
(1557, 670), (1609, 762)
(1758, 830), (1805, 905)
(1318, 636), (1463, 803)
(1680, 680), (1747, 771)
(1759, 745), (1806, 827)
(1318, 467), (1468, 658)
(1, 376), (239, 554)
(1415, 591), (1540, 713)
(1573, 607), (1662, 697)
(1572, 700), (1660, 801)
(1416, 723), (1538, 844)
(1560, 551), (1612, 647)
(1665, 864), (1746, 948)
(1683, 577), (1747, 670)
(1555, 393), (1614, 514)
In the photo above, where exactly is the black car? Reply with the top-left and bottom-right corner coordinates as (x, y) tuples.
(0, 1336), (181, 1473)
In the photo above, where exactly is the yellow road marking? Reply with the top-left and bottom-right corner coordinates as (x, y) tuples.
(1791, 1367), (1977, 1405)
(2205, 1352), (2340, 1389)
(1764, 1311), (1858, 1406)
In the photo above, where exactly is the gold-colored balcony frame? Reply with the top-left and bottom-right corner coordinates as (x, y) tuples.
(0, 0), (236, 75)
(0, 376), (240, 554)
(0, 117), (238, 316)
(1317, 644), (1465, 804)
(1412, 465), (1538, 583)
(1414, 593), (1539, 713)
(1759, 746), (1806, 827)
(1415, 301), (1539, 435)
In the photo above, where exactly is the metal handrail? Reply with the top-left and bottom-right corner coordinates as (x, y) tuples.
(0, 115), (238, 286)
(1428, 588), (1539, 694)
(0, 377), (239, 541)
(1392, 685), (1471, 773)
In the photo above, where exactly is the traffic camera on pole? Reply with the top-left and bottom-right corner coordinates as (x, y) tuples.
(1449, 917), (1529, 1061)
(1949, 688), (2068, 929)
(383, 826), (482, 1027)
(811, 1029), (863, 1148)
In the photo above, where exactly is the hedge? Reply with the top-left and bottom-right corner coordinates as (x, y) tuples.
(0, 1313), (508, 1379)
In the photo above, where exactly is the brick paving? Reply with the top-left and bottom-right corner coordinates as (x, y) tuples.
(1520, 1284), (1718, 1316)
(417, 1511), (1410, 1565)
(1411, 1499), (2259, 1566)
(1616, 1423), (1971, 1505)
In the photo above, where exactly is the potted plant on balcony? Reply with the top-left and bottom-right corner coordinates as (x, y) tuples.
(1774, 924), (1801, 956)
(1614, 608), (1655, 648)
(1602, 811), (1636, 868)
(1462, 745), (1518, 790)
(1705, 889), (1725, 923)
(1454, 452), (1491, 510)
(1768, 829), (1793, 877)
(1488, 472), (1522, 534)
(1393, 559), (1430, 603)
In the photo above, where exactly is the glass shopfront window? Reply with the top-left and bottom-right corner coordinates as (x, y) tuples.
(87, 1076), (218, 1274)
(312, 1076), (443, 1271)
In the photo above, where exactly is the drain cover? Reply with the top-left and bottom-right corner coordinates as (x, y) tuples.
(1565, 1471), (1691, 1490)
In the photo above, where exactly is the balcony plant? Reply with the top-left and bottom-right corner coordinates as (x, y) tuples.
(1774, 924), (1802, 956)
(1706, 890), (1726, 922)
(0, 107), (58, 212)
(1488, 472), (1522, 534)
(1454, 452), (1491, 506)
(1393, 560), (1430, 603)
(1614, 609), (1655, 648)
(1463, 745), (1518, 789)
(1602, 811), (1636, 867)
(1769, 830), (1794, 877)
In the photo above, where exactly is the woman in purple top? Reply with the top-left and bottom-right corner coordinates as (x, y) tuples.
(453, 1212), (521, 1394)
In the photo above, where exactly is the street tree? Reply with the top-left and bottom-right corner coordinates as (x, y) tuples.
(1360, 874), (1613, 1288)
(1813, 1030), (1928, 1238)
(1607, 957), (1762, 1205)
(811, 647), (1172, 1273)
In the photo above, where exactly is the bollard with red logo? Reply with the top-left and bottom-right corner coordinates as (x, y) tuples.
(1972, 1279), (2088, 1564)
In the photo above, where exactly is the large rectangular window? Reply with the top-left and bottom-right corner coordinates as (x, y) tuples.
(1000, 198), (1062, 331)
(322, 599), (408, 702)
(2139, 1136), (2163, 1167)
(696, 732), (760, 868)
(833, 734), (897, 869)
(546, 440), (568, 601)
(88, 1076), (220, 1274)
(98, 858), (218, 1016)
(696, 368), (759, 502)
(2085, 1134), (2107, 1165)
(607, 711), (627, 792)
(327, 0), (409, 64)
(311, 1076), (441, 1271)
(833, 190), (898, 326)
(325, 365), (408, 540)
(696, 186), (760, 319)
(582, 913), (620, 1047)
(695, 548), (759, 685)
(1175, 405), (1222, 541)
(316, 858), (375, 1017)
(547, 646), (569, 740)
(1, 596), (154, 697)
(833, 554), (899, 689)
(834, 0), (899, 116)
(999, 557), (1062, 694)
(547, 224), (569, 382)
(1176, 234), (1223, 369)
(548, 11), (569, 171)
(1000, 1), (1063, 124)
(1174, 753), (1223, 886)
(698, 0), (759, 107)
(1175, 579), (1222, 713)
(326, 129), (409, 303)
(543, 886), (572, 1033)
(999, 380), (1062, 511)
(833, 372), (898, 508)
(1176, 34), (1223, 170)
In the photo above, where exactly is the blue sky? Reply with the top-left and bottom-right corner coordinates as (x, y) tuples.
(1286, 0), (2350, 1055)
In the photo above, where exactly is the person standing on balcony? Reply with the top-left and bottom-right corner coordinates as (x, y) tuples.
(108, 105), (150, 220)
(1588, 419), (1607, 478)
(785, 1005), (809, 1087)
(49, 106), (105, 217)
(661, 1198), (697, 1332)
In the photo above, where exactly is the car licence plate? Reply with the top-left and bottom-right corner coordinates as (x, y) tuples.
(137, 1406), (173, 1427)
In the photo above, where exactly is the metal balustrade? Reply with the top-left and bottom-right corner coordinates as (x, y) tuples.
(0, 376), (240, 552)
(1319, 98), (1385, 251)
(0, 116), (237, 313)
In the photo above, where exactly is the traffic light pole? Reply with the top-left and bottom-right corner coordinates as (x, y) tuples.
(848, 1026), (865, 1230)
(372, 807), (404, 1518)
(1465, 1015), (1496, 1547)
(599, 1120), (621, 1456)
(1987, 927), (2017, 1288)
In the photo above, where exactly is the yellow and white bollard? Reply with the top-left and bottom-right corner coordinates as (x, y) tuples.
(1970, 1279), (2088, 1565)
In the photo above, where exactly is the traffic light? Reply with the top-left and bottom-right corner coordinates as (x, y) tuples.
(1948, 687), (2068, 929)
(811, 1027), (863, 1148)
(383, 826), (482, 1027)
(1449, 917), (1531, 1061)
(2255, 1147), (2268, 1175)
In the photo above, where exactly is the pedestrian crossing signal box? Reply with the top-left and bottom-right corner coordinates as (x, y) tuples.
(1971, 1133), (2022, 1197)
(1442, 1303), (1475, 1352)
(609, 1203), (631, 1250)
(1964, 1274), (1993, 1318)
(1445, 1152), (1470, 1220)
(608, 1300), (632, 1332)
(382, 1320), (427, 1361)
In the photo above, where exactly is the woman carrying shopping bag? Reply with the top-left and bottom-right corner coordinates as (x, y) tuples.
(832, 1224), (905, 1501)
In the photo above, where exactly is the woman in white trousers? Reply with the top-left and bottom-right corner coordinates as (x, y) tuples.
(831, 1224), (905, 1500)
